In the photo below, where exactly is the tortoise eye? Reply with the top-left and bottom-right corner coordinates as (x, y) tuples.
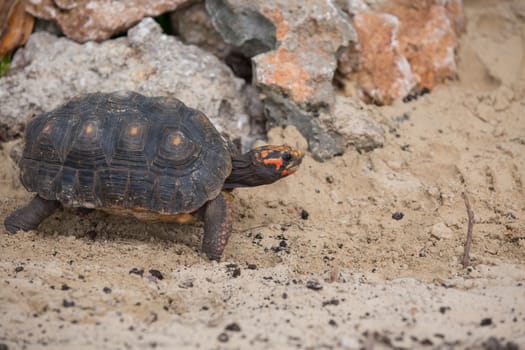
(282, 152), (292, 161)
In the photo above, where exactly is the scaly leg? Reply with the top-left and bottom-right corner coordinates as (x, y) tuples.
(199, 193), (233, 261)
(4, 195), (60, 234)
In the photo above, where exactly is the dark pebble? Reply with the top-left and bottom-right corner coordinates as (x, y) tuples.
(480, 318), (493, 326)
(325, 175), (334, 184)
(102, 287), (112, 294)
(129, 268), (144, 277)
(392, 212), (404, 220)
(61, 284), (71, 291)
(420, 338), (433, 346)
(247, 264), (257, 270)
(306, 280), (323, 291)
(328, 319), (337, 327)
(217, 333), (229, 342)
(14, 266), (24, 273)
(279, 240), (287, 248)
(62, 299), (75, 308)
(322, 298), (340, 307)
(301, 209), (309, 220)
(149, 269), (164, 280)
(282, 292), (288, 299)
(439, 306), (450, 314)
(225, 322), (241, 332)
(226, 264), (241, 278)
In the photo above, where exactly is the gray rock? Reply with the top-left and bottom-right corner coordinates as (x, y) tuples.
(321, 96), (385, 152)
(0, 18), (249, 143)
(264, 94), (384, 160)
(204, 0), (360, 159)
(206, 0), (277, 57)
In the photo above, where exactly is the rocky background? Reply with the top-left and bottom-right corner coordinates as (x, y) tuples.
(1, 0), (525, 349)
(1, 0), (464, 159)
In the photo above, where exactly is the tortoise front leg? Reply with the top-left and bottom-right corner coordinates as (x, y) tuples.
(4, 195), (60, 234)
(198, 193), (233, 261)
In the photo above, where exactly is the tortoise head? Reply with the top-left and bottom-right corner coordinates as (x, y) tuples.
(225, 145), (304, 189)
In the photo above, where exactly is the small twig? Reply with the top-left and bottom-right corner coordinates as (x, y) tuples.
(461, 192), (475, 268)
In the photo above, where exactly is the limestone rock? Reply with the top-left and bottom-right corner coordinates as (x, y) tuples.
(26, 0), (191, 42)
(0, 18), (249, 143)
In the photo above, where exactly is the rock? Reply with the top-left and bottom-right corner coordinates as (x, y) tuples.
(430, 222), (454, 240)
(352, 11), (417, 105)
(384, 0), (464, 90)
(205, 0), (277, 58)
(26, 0), (191, 42)
(207, 0), (356, 108)
(170, 2), (232, 60)
(339, 0), (464, 105)
(321, 96), (385, 151)
(0, 18), (249, 143)
(262, 95), (345, 160)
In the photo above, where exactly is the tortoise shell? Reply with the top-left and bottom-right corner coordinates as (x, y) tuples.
(19, 91), (232, 215)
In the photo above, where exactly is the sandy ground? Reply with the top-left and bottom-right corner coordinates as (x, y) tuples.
(1, 1), (524, 349)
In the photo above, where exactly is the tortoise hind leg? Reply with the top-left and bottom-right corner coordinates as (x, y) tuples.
(198, 193), (233, 261)
(4, 195), (60, 234)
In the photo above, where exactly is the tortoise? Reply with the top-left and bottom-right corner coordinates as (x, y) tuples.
(4, 91), (303, 260)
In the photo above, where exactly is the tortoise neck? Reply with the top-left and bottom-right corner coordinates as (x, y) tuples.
(223, 151), (273, 189)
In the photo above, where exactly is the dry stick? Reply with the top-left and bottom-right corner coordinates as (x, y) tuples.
(461, 192), (475, 268)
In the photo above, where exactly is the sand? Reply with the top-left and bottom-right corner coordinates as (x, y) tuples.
(1, 1), (524, 349)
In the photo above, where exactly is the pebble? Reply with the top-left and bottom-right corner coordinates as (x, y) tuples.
(62, 299), (75, 308)
(306, 280), (323, 291)
(14, 266), (23, 273)
(392, 212), (404, 220)
(129, 268), (144, 277)
(149, 269), (164, 280)
(301, 209), (309, 220)
(225, 322), (241, 332)
(103, 287), (112, 294)
(430, 222), (454, 240)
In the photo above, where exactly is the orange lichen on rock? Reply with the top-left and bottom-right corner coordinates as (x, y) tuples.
(353, 11), (417, 105)
(261, 8), (289, 42)
(343, 0), (465, 105)
(385, 0), (464, 89)
(255, 47), (314, 104)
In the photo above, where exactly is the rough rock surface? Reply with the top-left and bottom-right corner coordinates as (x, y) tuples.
(352, 11), (417, 105)
(207, 0), (356, 108)
(207, 0), (370, 160)
(25, 0), (191, 42)
(385, 0), (465, 90)
(0, 18), (249, 142)
(340, 0), (465, 105)
(170, 2), (232, 60)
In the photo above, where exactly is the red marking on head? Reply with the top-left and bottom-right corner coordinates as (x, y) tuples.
(263, 157), (284, 170)
(280, 168), (297, 176)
